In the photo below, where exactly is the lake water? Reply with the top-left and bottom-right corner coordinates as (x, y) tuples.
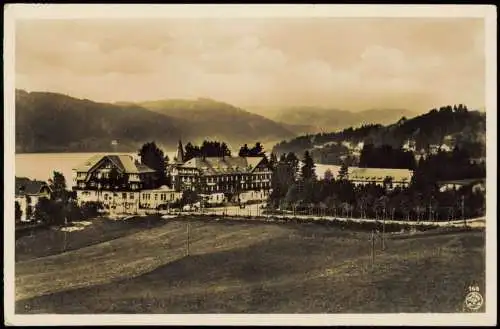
(15, 150), (276, 187)
(15, 152), (177, 187)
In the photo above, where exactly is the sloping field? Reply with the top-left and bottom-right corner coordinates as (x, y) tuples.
(15, 220), (485, 313)
(15, 216), (168, 262)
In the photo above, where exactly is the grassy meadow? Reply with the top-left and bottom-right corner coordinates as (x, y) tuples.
(15, 217), (485, 313)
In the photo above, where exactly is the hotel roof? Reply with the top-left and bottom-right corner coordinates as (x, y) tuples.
(74, 154), (156, 174)
(180, 156), (267, 175)
(314, 164), (413, 182)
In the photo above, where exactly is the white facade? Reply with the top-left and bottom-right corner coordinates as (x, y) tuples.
(76, 190), (141, 213)
(77, 187), (182, 213)
(140, 187), (182, 209)
(239, 189), (270, 203)
(200, 192), (226, 206)
(15, 192), (50, 222)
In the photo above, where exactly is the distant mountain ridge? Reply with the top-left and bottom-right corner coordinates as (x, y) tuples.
(124, 98), (297, 150)
(269, 106), (417, 133)
(15, 90), (296, 153)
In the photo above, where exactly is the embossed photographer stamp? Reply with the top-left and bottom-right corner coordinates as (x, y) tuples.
(464, 284), (484, 312)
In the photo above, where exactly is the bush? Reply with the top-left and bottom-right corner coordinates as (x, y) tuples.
(15, 201), (23, 222)
(34, 197), (64, 225)
(80, 201), (104, 219)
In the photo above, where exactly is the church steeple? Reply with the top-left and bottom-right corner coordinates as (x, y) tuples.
(175, 139), (185, 163)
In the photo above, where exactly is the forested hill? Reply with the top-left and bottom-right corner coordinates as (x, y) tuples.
(15, 91), (296, 153)
(15, 90), (189, 153)
(131, 98), (296, 147)
(272, 104), (486, 159)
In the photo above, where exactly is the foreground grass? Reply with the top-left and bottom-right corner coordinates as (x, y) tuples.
(15, 220), (485, 313)
(15, 216), (166, 262)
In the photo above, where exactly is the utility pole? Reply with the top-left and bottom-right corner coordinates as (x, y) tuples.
(382, 217), (386, 251)
(462, 195), (466, 228)
(371, 229), (375, 268)
(428, 199), (432, 222)
(186, 221), (190, 257)
(63, 216), (68, 252)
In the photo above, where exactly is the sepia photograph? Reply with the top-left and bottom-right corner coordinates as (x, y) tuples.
(4, 4), (497, 326)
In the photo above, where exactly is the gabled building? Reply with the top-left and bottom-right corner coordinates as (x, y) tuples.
(314, 164), (413, 189)
(15, 177), (52, 222)
(72, 154), (159, 210)
(170, 152), (273, 204)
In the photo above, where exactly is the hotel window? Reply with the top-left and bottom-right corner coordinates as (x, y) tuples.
(122, 193), (127, 199)
(155, 194), (158, 200)
(130, 193), (134, 200)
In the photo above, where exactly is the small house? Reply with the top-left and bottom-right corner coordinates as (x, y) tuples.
(15, 177), (52, 222)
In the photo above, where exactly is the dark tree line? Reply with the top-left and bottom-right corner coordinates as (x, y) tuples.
(238, 142), (265, 157)
(184, 140), (231, 161)
(359, 143), (417, 170)
(267, 147), (486, 221)
(411, 148), (486, 191)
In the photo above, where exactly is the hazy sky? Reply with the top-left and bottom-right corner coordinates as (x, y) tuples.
(16, 18), (485, 112)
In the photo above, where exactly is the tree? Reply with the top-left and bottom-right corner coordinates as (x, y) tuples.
(325, 195), (339, 217)
(15, 201), (22, 222)
(48, 171), (67, 201)
(383, 176), (393, 190)
(80, 201), (104, 219)
(269, 161), (296, 203)
(301, 151), (316, 181)
(323, 169), (334, 182)
(269, 153), (278, 170)
(284, 183), (301, 207)
(338, 162), (349, 181)
(221, 142), (231, 157)
(26, 196), (33, 220)
(138, 141), (166, 185)
(184, 142), (200, 160)
(239, 144), (250, 157)
(34, 197), (64, 225)
(249, 142), (265, 156)
(181, 189), (199, 206)
(357, 194), (368, 218)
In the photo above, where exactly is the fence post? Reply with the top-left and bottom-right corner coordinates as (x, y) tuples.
(382, 218), (386, 251)
(186, 221), (190, 257)
(371, 229), (375, 268)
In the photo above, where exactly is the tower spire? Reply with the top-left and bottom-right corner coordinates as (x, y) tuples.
(175, 139), (185, 163)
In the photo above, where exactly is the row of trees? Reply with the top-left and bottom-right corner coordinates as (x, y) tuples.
(359, 143), (417, 170)
(184, 140), (232, 160)
(268, 148), (486, 222)
(270, 179), (484, 222)
(238, 142), (266, 157)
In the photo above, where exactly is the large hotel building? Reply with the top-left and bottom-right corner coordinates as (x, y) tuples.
(72, 141), (273, 213)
